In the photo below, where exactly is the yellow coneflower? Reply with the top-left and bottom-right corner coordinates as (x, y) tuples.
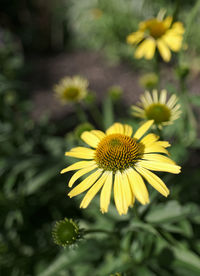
(61, 121), (181, 215)
(54, 76), (88, 104)
(127, 12), (184, 62)
(131, 90), (181, 129)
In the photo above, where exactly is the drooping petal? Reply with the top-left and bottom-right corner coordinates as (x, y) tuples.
(127, 31), (144, 45)
(61, 160), (96, 174)
(135, 39), (156, 60)
(126, 168), (149, 205)
(68, 164), (98, 187)
(143, 144), (169, 154)
(135, 167), (169, 197)
(134, 120), (154, 140)
(140, 133), (159, 146)
(68, 169), (102, 197)
(163, 33), (183, 52)
(100, 171), (113, 213)
(81, 131), (101, 148)
(157, 39), (171, 62)
(142, 153), (175, 165)
(122, 171), (134, 207)
(80, 172), (108, 209)
(114, 171), (126, 215)
(136, 160), (181, 174)
(65, 147), (95, 159)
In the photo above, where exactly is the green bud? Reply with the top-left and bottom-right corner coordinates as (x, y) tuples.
(175, 64), (189, 80)
(52, 218), (81, 247)
(139, 73), (159, 90)
(108, 86), (123, 101)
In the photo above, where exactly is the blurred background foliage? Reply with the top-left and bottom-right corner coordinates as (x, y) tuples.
(1, 0), (200, 275)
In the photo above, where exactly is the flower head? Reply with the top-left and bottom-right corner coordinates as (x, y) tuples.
(61, 121), (181, 215)
(132, 90), (181, 129)
(127, 12), (184, 62)
(52, 218), (81, 247)
(54, 75), (88, 104)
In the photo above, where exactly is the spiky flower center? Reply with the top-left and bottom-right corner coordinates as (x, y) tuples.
(63, 87), (80, 100)
(144, 19), (167, 39)
(145, 103), (171, 124)
(95, 134), (144, 172)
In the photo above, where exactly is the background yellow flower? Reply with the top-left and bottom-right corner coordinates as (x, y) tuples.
(54, 75), (89, 104)
(131, 89), (181, 128)
(127, 13), (184, 62)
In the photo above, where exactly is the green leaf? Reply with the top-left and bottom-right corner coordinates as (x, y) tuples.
(172, 246), (200, 275)
(23, 165), (60, 195)
(145, 201), (189, 224)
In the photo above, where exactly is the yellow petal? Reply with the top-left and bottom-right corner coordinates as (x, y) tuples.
(68, 164), (98, 187)
(144, 91), (153, 104)
(81, 131), (101, 148)
(123, 124), (133, 137)
(145, 39), (156, 60)
(68, 169), (102, 197)
(157, 39), (171, 62)
(127, 31), (144, 45)
(134, 120), (154, 140)
(167, 94), (178, 108)
(135, 39), (156, 60)
(152, 89), (158, 102)
(159, 89), (167, 104)
(100, 171), (113, 213)
(127, 168), (149, 205)
(136, 160), (181, 174)
(65, 147), (95, 159)
(114, 171), (126, 215)
(156, 141), (171, 148)
(61, 160), (96, 174)
(171, 22), (185, 35)
(142, 154), (175, 165)
(122, 171), (134, 207)
(144, 144), (169, 154)
(135, 167), (169, 197)
(163, 16), (173, 29)
(140, 133), (159, 146)
(80, 172), (108, 209)
(163, 33), (183, 52)
(90, 130), (106, 140)
(106, 123), (124, 135)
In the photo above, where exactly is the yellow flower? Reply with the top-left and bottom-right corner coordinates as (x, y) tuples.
(127, 13), (184, 62)
(61, 121), (181, 215)
(131, 90), (181, 129)
(54, 76), (88, 103)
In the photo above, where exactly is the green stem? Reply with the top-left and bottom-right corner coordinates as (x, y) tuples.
(84, 229), (116, 235)
(75, 103), (88, 123)
(154, 50), (160, 88)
